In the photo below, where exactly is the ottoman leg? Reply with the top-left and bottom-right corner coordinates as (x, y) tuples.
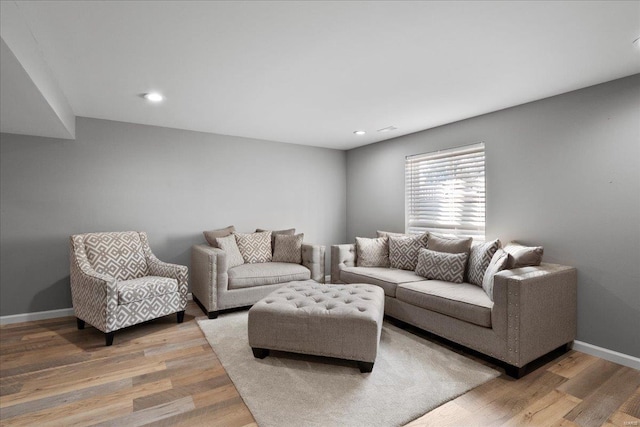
(358, 361), (374, 373)
(252, 347), (270, 359)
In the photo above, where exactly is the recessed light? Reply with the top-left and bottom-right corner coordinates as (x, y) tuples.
(143, 92), (164, 102)
(353, 130), (366, 135)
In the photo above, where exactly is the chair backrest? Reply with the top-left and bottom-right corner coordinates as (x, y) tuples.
(81, 231), (149, 281)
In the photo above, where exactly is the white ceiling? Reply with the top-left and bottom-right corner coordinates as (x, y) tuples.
(1, 1), (639, 150)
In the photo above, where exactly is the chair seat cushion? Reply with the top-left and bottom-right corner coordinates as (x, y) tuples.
(118, 276), (178, 305)
(339, 266), (425, 297)
(396, 280), (494, 327)
(228, 262), (311, 290)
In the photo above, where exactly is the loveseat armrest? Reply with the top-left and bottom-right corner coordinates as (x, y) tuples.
(493, 263), (577, 368)
(331, 244), (356, 284)
(302, 243), (326, 283)
(190, 244), (228, 315)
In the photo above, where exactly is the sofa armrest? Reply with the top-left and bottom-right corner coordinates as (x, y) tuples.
(331, 244), (356, 284)
(302, 243), (326, 283)
(190, 244), (228, 312)
(493, 263), (577, 367)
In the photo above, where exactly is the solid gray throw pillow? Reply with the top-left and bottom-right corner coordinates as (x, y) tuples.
(356, 236), (390, 267)
(256, 228), (296, 251)
(504, 242), (544, 268)
(215, 234), (244, 268)
(203, 225), (236, 247)
(235, 231), (273, 264)
(272, 233), (304, 264)
(415, 248), (468, 284)
(467, 239), (500, 286)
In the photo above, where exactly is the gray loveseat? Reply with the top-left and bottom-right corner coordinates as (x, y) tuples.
(331, 241), (577, 377)
(191, 232), (325, 319)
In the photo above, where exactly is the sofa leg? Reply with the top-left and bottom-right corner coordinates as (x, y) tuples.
(105, 332), (115, 346)
(193, 294), (218, 319)
(252, 347), (269, 359)
(177, 311), (185, 323)
(358, 361), (374, 373)
(208, 311), (219, 319)
(505, 364), (526, 379)
(77, 318), (85, 330)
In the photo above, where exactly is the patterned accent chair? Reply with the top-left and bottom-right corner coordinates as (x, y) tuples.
(70, 231), (188, 346)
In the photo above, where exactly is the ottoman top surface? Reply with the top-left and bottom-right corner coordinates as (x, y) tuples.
(250, 280), (384, 320)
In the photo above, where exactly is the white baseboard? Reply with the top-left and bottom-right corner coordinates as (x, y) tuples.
(324, 275), (331, 284)
(0, 308), (75, 325)
(0, 293), (194, 326)
(573, 340), (640, 370)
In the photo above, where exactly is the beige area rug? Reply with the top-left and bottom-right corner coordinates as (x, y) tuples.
(198, 312), (499, 427)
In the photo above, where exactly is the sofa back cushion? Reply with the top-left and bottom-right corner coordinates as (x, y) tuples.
(236, 231), (273, 264)
(356, 236), (390, 267)
(388, 233), (429, 270)
(84, 231), (148, 281)
(426, 234), (473, 254)
(415, 248), (468, 284)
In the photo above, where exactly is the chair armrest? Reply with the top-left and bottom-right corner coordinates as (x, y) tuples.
(147, 256), (189, 296)
(191, 244), (228, 312)
(331, 244), (356, 283)
(301, 243), (325, 283)
(69, 238), (117, 333)
(493, 263), (577, 367)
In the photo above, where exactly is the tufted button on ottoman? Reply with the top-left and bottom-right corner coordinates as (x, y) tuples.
(248, 280), (385, 372)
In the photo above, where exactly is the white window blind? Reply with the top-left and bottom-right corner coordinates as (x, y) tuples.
(405, 142), (485, 241)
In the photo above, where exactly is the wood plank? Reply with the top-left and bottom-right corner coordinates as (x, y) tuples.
(564, 366), (640, 427)
(548, 351), (599, 379)
(604, 410), (640, 427)
(499, 389), (582, 426)
(557, 358), (621, 399)
(94, 396), (196, 426)
(620, 387), (640, 418)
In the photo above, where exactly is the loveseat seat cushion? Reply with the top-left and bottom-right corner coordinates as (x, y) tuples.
(339, 266), (425, 297)
(396, 280), (493, 327)
(228, 262), (311, 290)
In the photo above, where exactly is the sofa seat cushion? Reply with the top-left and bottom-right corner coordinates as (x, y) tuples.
(340, 266), (425, 298)
(228, 262), (311, 290)
(396, 280), (494, 327)
(118, 276), (178, 305)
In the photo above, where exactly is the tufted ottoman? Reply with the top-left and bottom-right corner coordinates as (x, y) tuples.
(248, 280), (385, 372)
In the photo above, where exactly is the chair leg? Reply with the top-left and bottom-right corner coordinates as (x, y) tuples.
(105, 332), (115, 346)
(77, 318), (85, 330)
(177, 310), (185, 323)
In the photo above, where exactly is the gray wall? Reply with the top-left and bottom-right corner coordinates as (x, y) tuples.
(346, 74), (640, 357)
(0, 117), (347, 316)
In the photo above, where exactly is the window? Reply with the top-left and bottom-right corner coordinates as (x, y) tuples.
(405, 142), (485, 241)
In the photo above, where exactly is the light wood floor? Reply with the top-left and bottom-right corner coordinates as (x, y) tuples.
(1, 300), (638, 427)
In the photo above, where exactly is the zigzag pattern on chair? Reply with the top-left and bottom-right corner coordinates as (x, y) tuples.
(467, 239), (500, 286)
(84, 232), (148, 281)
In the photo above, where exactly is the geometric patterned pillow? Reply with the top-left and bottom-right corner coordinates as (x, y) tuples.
(389, 233), (429, 270)
(467, 239), (500, 286)
(415, 248), (468, 284)
(215, 234), (245, 269)
(356, 236), (390, 267)
(256, 228), (296, 251)
(272, 233), (304, 264)
(235, 231), (273, 264)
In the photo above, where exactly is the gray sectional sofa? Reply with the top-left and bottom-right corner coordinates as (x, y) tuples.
(191, 227), (325, 319)
(331, 240), (577, 377)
